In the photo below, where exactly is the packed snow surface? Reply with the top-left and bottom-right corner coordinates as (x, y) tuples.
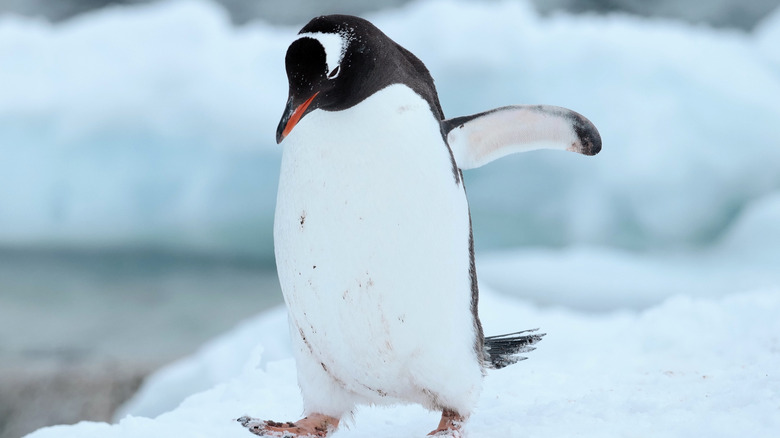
(28, 286), (780, 438)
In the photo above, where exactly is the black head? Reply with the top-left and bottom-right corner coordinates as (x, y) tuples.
(276, 14), (444, 143)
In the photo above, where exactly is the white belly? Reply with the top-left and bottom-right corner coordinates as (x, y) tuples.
(274, 84), (481, 408)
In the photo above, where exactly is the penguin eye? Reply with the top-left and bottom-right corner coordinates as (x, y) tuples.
(328, 65), (340, 79)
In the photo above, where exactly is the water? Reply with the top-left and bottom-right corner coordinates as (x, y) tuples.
(0, 249), (282, 438)
(0, 249), (282, 365)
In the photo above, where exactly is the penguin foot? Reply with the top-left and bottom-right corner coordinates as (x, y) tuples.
(427, 409), (465, 437)
(237, 414), (339, 437)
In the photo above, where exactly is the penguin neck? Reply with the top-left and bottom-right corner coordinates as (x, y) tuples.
(287, 85), (434, 151)
(293, 84), (459, 185)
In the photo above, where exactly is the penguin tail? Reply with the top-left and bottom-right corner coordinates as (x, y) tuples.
(483, 329), (545, 369)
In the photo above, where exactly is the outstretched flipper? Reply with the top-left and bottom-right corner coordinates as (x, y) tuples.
(483, 329), (546, 369)
(443, 105), (601, 170)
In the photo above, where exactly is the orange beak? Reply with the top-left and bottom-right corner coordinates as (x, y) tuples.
(276, 92), (319, 144)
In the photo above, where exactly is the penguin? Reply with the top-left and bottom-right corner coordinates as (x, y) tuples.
(238, 14), (601, 437)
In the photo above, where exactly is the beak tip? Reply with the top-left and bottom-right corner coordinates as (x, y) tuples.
(275, 123), (286, 144)
(275, 91), (319, 146)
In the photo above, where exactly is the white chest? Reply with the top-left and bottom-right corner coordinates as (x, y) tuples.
(273, 84), (476, 399)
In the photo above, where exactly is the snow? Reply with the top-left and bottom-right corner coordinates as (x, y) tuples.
(2, 0), (780, 257)
(297, 32), (348, 76)
(27, 286), (780, 438)
(11, 0), (780, 436)
(113, 306), (292, 420)
(479, 193), (780, 311)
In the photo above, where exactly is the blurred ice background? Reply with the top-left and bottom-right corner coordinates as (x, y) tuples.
(1, 0), (779, 437)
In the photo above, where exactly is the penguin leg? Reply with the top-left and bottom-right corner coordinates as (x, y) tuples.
(238, 414), (339, 437)
(237, 321), (356, 436)
(290, 320), (359, 419)
(427, 409), (466, 437)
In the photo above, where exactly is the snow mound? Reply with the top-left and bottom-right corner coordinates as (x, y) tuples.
(113, 306), (291, 420)
(26, 286), (780, 438)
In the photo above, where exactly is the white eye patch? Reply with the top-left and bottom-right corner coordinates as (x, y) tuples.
(297, 31), (348, 79)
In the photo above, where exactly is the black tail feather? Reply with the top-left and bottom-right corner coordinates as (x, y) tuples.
(483, 329), (545, 369)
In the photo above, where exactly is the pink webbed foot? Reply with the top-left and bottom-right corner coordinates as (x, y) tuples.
(237, 413), (339, 437)
(427, 409), (466, 437)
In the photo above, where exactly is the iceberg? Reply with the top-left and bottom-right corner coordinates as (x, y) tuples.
(1, 0), (779, 260)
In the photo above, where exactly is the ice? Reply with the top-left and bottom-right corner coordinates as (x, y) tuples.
(0, 0), (289, 260)
(2, 0), (779, 258)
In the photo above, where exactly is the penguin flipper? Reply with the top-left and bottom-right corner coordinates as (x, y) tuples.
(442, 105), (601, 170)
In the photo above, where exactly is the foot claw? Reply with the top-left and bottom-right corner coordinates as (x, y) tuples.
(427, 410), (466, 437)
(237, 414), (338, 437)
(428, 430), (464, 438)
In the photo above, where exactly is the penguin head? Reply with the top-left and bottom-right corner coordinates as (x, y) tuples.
(276, 15), (444, 144)
(276, 16), (362, 144)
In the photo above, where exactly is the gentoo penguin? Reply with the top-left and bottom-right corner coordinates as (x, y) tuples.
(239, 14), (601, 437)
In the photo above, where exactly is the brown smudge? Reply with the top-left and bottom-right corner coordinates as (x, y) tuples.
(298, 327), (314, 354)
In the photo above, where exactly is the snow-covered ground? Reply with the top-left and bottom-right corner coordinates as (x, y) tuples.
(28, 285), (780, 437)
(10, 0), (780, 436)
